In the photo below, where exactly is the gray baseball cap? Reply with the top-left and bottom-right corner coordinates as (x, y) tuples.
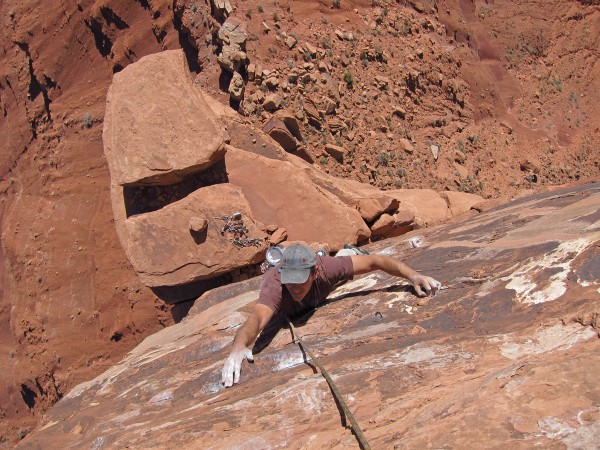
(280, 244), (316, 284)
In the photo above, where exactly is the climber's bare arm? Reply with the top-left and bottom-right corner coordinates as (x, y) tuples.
(350, 254), (441, 297)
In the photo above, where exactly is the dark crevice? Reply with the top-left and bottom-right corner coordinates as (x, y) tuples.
(170, 299), (195, 322)
(43, 75), (57, 89)
(152, 25), (167, 44)
(14, 42), (52, 138)
(84, 17), (113, 57)
(20, 384), (37, 409)
(123, 158), (229, 217)
(153, 261), (264, 304)
(229, 97), (241, 110)
(137, 0), (151, 10)
(112, 63), (124, 73)
(219, 69), (233, 92)
(110, 332), (124, 342)
(153, 274), (234, 304)
(100, 6), (129, 29)
(172, 1), (201, 73)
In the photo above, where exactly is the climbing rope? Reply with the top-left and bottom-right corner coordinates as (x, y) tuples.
(285, 316), (372, 450)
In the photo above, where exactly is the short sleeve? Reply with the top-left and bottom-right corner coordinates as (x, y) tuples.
(319, 255), (354, 285)
(257, 268), (283, 313)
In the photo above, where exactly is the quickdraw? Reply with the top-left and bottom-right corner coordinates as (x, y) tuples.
(215, 212), (263, 249)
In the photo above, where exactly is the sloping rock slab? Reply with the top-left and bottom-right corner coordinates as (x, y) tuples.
(103, 49), (225, 186)
(123, 183), (267, 287)
(19, 183), (600, 449)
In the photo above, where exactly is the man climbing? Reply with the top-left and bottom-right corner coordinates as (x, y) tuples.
(221, 243), (442, 387)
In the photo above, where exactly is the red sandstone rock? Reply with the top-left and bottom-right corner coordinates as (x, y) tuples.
(103, 50), (225, 186)
(3, 0), (599, 445)
(263, 116), (298, 151)
(385, 189), (452, 226)
(269, 228), (288, 245)
(393, 209), (415, 225)
(122, 184), (267, 287)
(439, 191), (485, 217)
(520, 158), (541, 173)
(356, 196), (400, 223)
(370, 210), (415, 239)
(18, 184), (600, 449)
(324, 143), (347, 162)
(225, 145), (371, 250)
(188, 217), (208, 233)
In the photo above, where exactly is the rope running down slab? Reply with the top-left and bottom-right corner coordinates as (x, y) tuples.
(285, 316), (372, 450)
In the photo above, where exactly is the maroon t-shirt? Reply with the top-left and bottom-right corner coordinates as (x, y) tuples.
(257, 255), (354, 316)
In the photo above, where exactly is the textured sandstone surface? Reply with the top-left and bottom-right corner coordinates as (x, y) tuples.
(122, 183), (267, 287)
(225, 145), (371, 249)
(103, 50), (225, 186)
(18, 184), (600, 449)
(3, 0), (598, 444)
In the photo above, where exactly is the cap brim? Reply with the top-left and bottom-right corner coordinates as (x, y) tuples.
(280, 268), (311, 284)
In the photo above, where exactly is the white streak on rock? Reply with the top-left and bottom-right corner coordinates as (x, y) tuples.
(537, 416), (576, 439)
(272, 378), (326, 414)
(272, 348), (306, 371)
(329, 273), (379, 300)
(408, 236), (425, 248)
(502, 238), (592, 304)
(386, 291), (412, 308)
(111, 409), (141, 424)
(577, 278), (600, 288)
(499, 323), (597, 360)
(343, 344), (473, 372)
(376, 246), (398, 255)
(149, 390), (174, 404)
(115, 380), (147, 398)
(214, 312), (247, 331)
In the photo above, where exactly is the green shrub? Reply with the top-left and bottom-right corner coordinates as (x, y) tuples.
(377, 152), (390, 166)
(344, 70), (354, 89)
(82, 113), (92, 128)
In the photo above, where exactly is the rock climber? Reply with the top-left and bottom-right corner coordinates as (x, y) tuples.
(221, 243), (442, 387)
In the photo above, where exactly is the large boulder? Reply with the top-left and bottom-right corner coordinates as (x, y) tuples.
(370, 209), (415, 239)
(122, 184), (267, 288)
(384, 188), (452, 226)
(440, 191), (485, 217)
(225, 145), (371, 250)
(262, 110), (303, 152)
(263, 116), (298, 151)
(103, 50), (225, 186)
